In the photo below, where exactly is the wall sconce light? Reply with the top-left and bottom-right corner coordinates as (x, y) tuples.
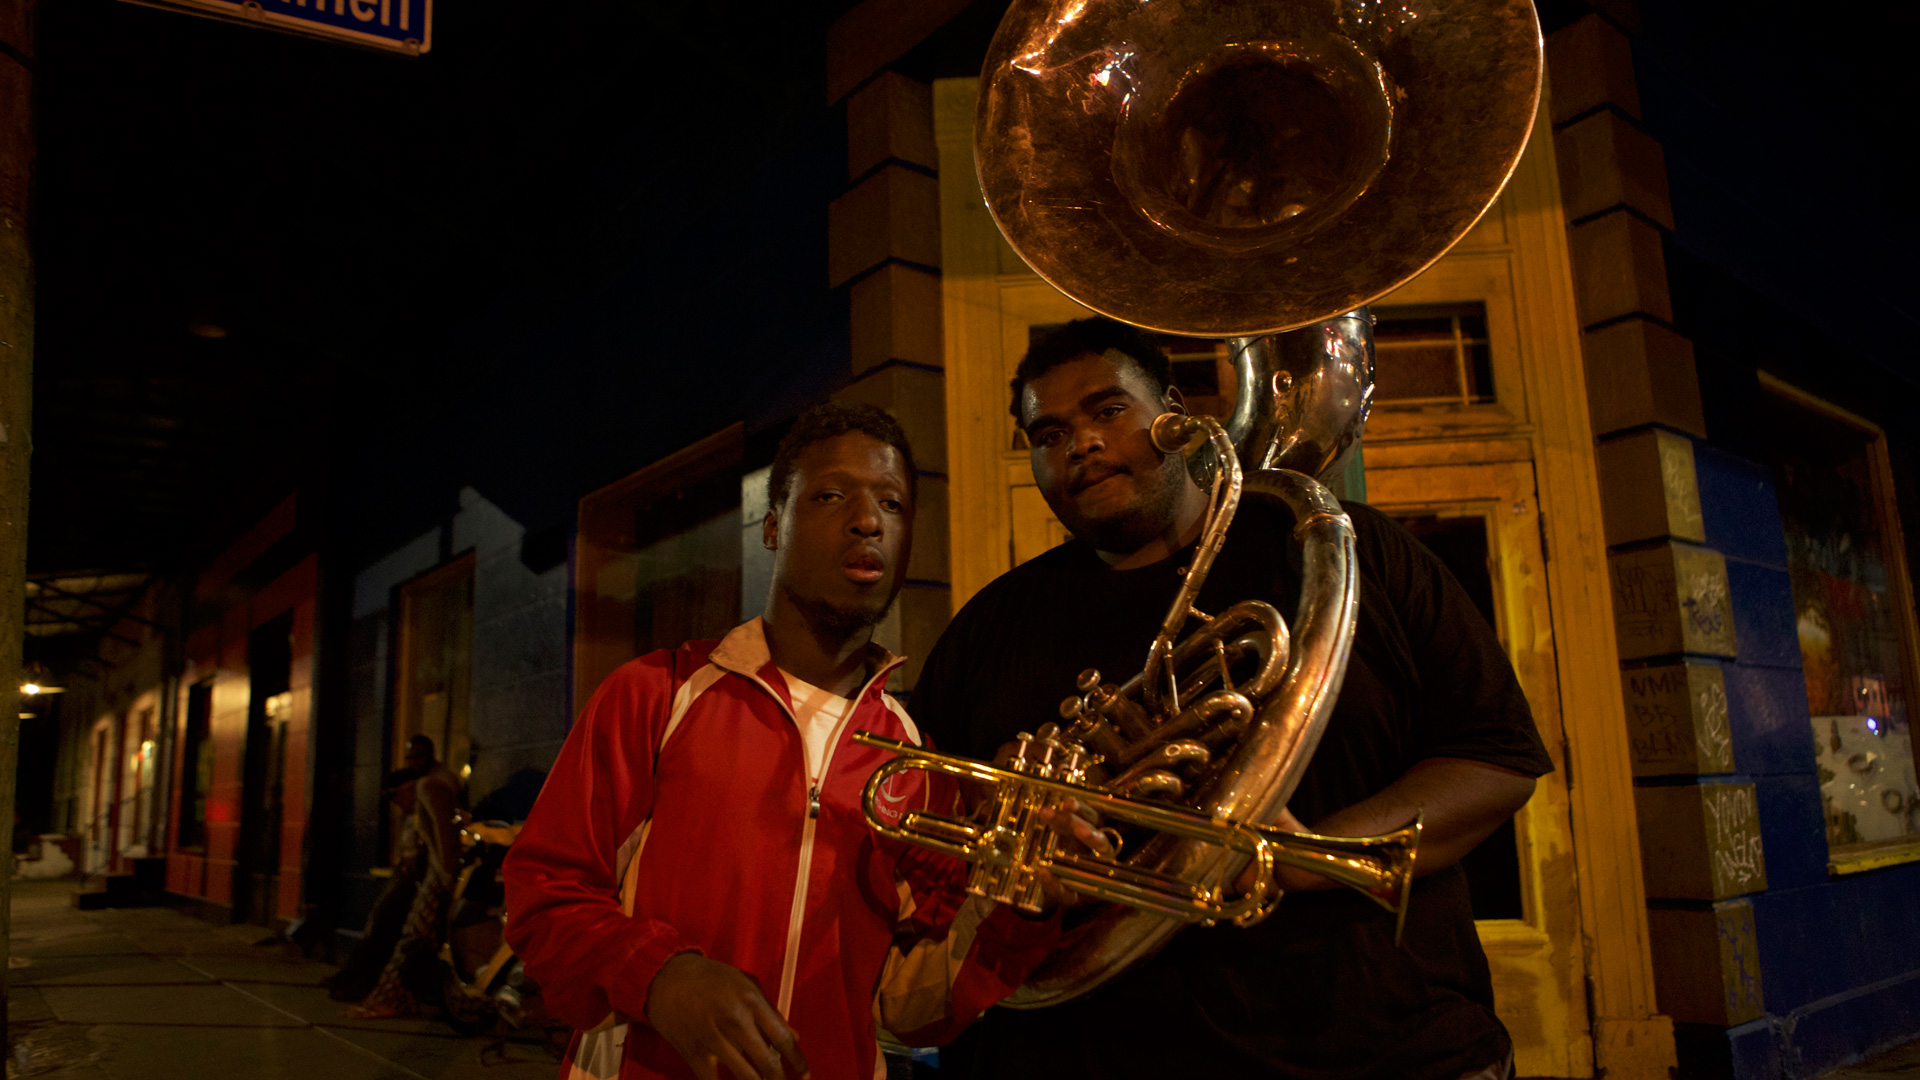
(20, 661), (64, 697)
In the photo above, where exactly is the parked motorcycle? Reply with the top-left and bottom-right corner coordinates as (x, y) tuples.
(438, 813), (547, 1034)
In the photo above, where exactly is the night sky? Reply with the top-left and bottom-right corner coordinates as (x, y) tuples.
(30, 0), (856, 576)
(25, 0), (1919, 580)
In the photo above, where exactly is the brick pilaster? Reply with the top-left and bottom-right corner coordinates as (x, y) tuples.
(826, 72), (949, 690)
(1550, 13), (1777, 1066)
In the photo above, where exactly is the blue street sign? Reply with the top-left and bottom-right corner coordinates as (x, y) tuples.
(120, 0), (432, 55)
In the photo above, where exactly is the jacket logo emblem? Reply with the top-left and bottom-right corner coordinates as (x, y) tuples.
(871, 770), (916, 825)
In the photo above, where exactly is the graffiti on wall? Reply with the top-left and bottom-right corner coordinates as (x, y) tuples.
(1703, 784), (1767, 897)
(1609, 545), (1738, 660)
(1624, 663), (1733, 775)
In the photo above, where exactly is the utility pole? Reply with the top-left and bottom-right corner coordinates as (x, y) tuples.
(0, 0), (37, 1052)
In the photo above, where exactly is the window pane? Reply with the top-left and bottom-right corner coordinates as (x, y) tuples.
(1460, 311), (1495, 401)
(179, 680), (214, 849)
(632, 473), (742, 656)
(1374, 343), (1463, 400)
(1027, 307), (1498, 418)
(1373, 302), (1496, 405)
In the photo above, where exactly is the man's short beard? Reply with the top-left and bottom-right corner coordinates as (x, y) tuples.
(1059, 451), (1187, 555)
(782, 583), (895, 640)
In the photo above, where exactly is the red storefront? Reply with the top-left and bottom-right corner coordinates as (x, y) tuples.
(164, 497), (318, 927)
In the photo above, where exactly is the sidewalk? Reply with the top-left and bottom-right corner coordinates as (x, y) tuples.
(6, 879), (565, 1080)
(1827, 1040), (1920, 1079)
(9, 873), (1920, 1080)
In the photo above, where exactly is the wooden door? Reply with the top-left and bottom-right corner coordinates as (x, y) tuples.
(390, 554), (476, 864)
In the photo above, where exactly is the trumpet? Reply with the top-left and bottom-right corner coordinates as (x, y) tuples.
(854, 730), (1422, 941)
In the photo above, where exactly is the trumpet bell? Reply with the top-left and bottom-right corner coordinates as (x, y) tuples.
(976, 0), (1544, 337)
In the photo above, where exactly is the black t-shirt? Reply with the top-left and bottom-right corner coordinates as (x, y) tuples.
(910, 498), (1555, 1080)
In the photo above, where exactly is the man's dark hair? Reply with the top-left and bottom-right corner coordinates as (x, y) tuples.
(1009, 317), (1175, 422)
(767, 402), (917, 513)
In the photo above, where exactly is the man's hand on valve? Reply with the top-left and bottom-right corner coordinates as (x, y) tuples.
(980, 739), (1118, 913)
(1032, 797), (1117, 911)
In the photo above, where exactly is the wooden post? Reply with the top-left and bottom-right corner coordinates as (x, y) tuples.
(0, 0), (36, 1051)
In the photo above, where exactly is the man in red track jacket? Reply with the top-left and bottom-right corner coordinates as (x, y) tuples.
(504, 404), (1065, 1080)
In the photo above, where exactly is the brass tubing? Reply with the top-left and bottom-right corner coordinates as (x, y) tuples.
(1141, 418), (1245, 715)
(1101, 599), (1289, 738)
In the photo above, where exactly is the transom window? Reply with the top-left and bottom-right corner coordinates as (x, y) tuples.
(1019, 303), (1495, 447)
(1371, 302), (1495, 407)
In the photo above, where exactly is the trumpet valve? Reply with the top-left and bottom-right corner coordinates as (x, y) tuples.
(1059, 744), (1100, 785)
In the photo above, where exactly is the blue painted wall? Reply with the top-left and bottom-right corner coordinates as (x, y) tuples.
(1666, 354), (1920, 1080)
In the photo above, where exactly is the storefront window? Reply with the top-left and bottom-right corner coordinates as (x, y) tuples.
(1761, 375), (1920, 863)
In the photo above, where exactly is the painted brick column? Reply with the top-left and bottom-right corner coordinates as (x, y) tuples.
(826, 72), (949, 690)
(1550, 12), (1819, 1077)
(1686, 443), (1833, 1080)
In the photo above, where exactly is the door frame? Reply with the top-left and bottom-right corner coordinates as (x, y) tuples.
(1366, 456), (1586, 1075)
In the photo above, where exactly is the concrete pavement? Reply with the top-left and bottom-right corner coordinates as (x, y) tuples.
(1826, 1041), (1920, 1079)
(5, 879), (565, 1080)
(7, 876), (1920, 1079)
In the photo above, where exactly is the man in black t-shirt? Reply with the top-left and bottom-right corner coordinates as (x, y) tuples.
(909, 318), (1555, 1080)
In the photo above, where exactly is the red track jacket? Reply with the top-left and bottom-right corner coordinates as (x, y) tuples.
(503, 619), (1059, 1080)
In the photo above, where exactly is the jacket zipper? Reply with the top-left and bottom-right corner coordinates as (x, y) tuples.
(773, 683), (869, 1017)
(745, 659), (902, 1018)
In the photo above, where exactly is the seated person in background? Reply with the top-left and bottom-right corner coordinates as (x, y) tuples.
(504, 403), (1077, 1080)
(328, 734), (465, 1017)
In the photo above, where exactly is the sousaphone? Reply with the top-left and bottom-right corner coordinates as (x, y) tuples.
(862, 0), (1543, 1007)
